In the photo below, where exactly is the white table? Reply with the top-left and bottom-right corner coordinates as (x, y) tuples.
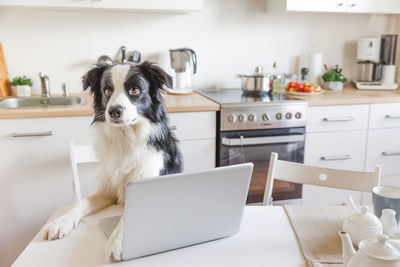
(12, 205), (306, 267)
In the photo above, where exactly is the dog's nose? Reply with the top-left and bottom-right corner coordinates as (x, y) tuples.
(108, 105), (124, 119)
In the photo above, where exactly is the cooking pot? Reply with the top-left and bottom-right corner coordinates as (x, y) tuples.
(236, 66), (272, 94)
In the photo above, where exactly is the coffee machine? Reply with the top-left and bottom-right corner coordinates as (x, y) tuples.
(354, 35), (398, 90)
(169, 48), (197, 94)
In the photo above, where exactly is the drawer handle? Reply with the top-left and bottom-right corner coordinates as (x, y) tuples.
(320, 155), (352, 161)
(322, 117), (354, 122)
(170, 125), (177, 131)
(385, 115), (400, 119)
(382, 151), (400, 156)
(12, 130), (53, 138)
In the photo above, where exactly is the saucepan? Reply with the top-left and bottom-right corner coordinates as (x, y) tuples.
(236, 66), (272, 94)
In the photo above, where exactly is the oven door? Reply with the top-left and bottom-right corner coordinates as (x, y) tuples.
(218, 127), (305, 204)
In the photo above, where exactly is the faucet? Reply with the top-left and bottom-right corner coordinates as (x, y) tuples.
(39, 72), (50, 98)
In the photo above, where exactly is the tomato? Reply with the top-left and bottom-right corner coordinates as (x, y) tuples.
(304, 86), (313, 93)
(288, 81), (297, 88)
(296, 83), (304, 90)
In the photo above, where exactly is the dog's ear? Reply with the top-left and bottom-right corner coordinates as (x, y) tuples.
(138, 61), (173, 90)
(82, 63), (109, 94)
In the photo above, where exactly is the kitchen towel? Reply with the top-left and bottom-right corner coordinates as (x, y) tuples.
(284, 205), (353, 267)
(308, 52), (323, 86)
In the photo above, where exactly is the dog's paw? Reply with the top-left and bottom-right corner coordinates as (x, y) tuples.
(105, 232), (123, 261)
(43, 214), (77, 240)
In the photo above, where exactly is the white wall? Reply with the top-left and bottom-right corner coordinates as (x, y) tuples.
(0, 0), (390, 96)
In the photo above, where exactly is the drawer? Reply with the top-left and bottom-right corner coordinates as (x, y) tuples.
(305, 131), (367, 171)
(168, 111), (216, 140)
(370, 103), (400, 129)
(306, 105), (369, 133)
(365, 128), (400, 176)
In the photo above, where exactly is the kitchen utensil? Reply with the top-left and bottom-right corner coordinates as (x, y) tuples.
(236, 66), (272, 94)
(169, 48), (197, 93)
(339, 231), (400, 267)
(128, 50), (141, 63)
(342, 206), (383, 246)
(373, 186), (400, 223)
(97, 55), (113, 65)
(0, 43), (11, 97)
(300, 67), (309, 82)
(380, 209), (397, 237)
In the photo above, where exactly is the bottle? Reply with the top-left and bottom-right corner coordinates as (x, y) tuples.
(380, 209), (397, 237)
(271, 62), (281, 91)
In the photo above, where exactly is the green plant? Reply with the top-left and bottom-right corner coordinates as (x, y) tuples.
(322, 70), (347, 83)
(10, 76), (33, 86)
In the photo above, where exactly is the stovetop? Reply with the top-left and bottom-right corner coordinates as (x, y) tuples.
(197, 88), (305, 107)
(197, 88), (308, 131)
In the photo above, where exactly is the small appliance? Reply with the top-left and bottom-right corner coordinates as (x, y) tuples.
(169, 48), (197, 94)
(354, 35), (398, 90)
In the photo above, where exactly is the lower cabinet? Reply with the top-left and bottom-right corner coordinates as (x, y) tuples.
(0, 111), (216, 266)
(303, 130), (367, 205)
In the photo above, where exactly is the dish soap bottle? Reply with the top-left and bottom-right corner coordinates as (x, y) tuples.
(271, 62), (281, 91)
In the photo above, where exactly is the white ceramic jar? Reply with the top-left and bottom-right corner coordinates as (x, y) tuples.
(343, 206), (383, 246)
(380, 209), (397, 237)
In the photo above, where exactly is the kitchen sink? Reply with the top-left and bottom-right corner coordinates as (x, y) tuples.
(0, 96), (85, 108)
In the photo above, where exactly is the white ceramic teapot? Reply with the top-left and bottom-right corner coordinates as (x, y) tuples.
(338, 231), (400, 267)
(342, 206), (383, 245)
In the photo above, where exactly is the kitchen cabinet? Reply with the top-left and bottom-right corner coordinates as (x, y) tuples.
(0, 111), (215, 266)
(266, 0), (400, 14)
(0, 116), (94, 266)
(169, 111), (216, 172)
(0, 0), (203, 12)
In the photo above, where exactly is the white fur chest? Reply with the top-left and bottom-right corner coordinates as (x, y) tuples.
(93, 120), (164, 203)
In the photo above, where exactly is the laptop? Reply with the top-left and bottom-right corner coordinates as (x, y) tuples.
(99, 163), (253, 260)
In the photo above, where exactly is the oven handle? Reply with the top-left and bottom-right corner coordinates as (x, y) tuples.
(221, 134), (305, 146)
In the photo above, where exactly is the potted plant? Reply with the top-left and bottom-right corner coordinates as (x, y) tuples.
(10, 76), (33, 97)
(322, 66), (347, 91)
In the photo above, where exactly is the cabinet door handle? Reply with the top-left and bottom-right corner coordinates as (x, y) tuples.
(12, 130), (53, 138)
(382, 151), (400, 156)
(337, 3), (344, 6)
(170, 125), (177, 131)
(350, 3), (356, 7)
(385, 115), (400, 119)
(320, 155), (352, 161)
(322, 117), (354, 122)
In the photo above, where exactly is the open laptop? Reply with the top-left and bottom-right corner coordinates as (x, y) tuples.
(99, 163), (253, 260)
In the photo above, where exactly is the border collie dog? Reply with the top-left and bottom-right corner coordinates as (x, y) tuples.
(44, 61), (182, 261)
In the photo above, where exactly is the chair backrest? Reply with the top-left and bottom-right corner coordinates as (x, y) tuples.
(263, 152), (382, 206)
(69, 140), (99, 201)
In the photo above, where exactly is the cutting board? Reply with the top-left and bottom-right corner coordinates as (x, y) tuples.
(0, 43), (11, 97)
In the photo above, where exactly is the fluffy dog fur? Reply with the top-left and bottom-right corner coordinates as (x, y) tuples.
(43, 62), (182, 261)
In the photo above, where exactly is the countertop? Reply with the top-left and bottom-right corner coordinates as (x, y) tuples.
(0, 92), (220, 119)
(296, 85), (400, 106)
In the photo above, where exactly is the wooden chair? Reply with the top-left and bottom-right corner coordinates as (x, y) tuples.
(68, 140), (99, 201)
(263, 152), (382, 206)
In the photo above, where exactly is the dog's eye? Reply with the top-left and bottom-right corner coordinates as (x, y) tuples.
(105, 89), (112, 96)
(129, 88), (140, 96)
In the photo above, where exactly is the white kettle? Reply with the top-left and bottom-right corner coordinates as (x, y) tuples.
(338, 231), (400, 267)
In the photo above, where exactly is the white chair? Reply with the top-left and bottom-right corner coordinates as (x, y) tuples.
(263, 152), (382, 206)
(69, 140), (99, 201)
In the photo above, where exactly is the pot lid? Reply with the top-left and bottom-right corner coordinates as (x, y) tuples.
(348, 206), (381, 227)
(237, 66), (271, 78)
(360, 234), (400, 260)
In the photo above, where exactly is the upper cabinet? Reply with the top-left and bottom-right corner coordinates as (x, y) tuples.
(266, 0), (400, 14)
(0, 0), (203, 12)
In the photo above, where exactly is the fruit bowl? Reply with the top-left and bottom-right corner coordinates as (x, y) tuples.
(285, 81), (323, 95)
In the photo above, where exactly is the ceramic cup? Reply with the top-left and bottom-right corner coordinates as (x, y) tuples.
(372, 186), (400, 223)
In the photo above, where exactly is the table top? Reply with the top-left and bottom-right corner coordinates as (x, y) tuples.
(12, 205), (305, 267)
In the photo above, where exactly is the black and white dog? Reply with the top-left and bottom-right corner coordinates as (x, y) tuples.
(44, 62), (182, 261)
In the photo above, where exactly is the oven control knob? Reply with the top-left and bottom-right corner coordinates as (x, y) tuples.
(228, 114), (237, 123)
(248, 113), (256, 122)
(276, 113), (282, 120)
(262, 114), (269, 121)
(295, 112), (302, 119)
(238, 114), (247, 122)
(286, 112), (293, 119)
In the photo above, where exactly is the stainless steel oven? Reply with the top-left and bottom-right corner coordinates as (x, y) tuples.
(198, 89), (308, 205)
(218, 127), (305, 204)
